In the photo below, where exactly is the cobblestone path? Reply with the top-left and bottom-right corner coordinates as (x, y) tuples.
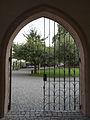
(0, 69), (90, 120)
(1, 111), (89, 120)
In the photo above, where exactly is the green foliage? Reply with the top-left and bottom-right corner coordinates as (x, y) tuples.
(23, 29), (44, 65)
(52, 24), (79, 66)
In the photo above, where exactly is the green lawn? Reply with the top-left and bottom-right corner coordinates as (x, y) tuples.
(30, 68), (79, 78)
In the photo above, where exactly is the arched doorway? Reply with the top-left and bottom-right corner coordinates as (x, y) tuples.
(1, 5), (88, 117)
(9, 17), (80, 112)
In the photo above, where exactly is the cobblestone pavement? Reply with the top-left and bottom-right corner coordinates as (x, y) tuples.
(11, 69), (43, 111)
(0, 69), (90, 120)
(1, 111), (90, 120)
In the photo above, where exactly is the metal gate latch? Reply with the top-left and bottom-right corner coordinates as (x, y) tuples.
(43, 74), (47, 81)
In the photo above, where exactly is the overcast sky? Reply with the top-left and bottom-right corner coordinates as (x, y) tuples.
(13, 17), (58, 46)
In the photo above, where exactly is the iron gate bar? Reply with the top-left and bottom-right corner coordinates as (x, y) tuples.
(43, 17), (46, 111)
(53, 21), (56, 110)
(79, 53), (80, 109)
(69, 32), (71, 110)
(48, 19), (50, 110)
(74, 40), (76, 110)
(59, 24), (61, 110)
(44, 17), (46, 75)
(8, 47), (12, 110)
(64, 29), (66, 110)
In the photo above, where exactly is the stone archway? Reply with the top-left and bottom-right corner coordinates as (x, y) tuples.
(0, 5), (88, 117)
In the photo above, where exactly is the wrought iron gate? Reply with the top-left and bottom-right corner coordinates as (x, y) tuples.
(43, 17), (80, 112)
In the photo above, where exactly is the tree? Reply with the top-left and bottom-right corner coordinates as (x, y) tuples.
(52, 24), (79, 67)
(13, 43), (23, 60)
(13, 29), (46, 73)
(24, 29), (46, 73)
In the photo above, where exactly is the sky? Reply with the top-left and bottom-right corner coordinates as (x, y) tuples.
(13, 17), (58, 46)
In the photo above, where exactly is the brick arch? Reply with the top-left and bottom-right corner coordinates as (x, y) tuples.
(1, 5), (88, 117)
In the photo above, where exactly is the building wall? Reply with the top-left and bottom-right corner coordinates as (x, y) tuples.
(0, 0), (90, 117)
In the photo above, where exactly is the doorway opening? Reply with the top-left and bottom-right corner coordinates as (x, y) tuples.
(7, 17), (81, 118)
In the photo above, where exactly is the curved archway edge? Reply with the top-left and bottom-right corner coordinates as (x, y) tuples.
(0, 5), (89, 117)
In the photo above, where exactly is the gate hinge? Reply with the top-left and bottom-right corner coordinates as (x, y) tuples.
(9, 57), (11, 62)
(8, 104), (11, 111)
(79, 58), (81, 63)
(79, 104), (82, 110)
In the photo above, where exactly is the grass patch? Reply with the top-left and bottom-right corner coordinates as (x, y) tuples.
(30, 68), (79, 78)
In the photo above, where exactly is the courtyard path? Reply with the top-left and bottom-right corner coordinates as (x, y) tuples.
(0, 68), (89, 120)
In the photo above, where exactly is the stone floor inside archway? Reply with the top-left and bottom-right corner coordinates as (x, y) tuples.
(0, 69), (90, 120)
(1, 111), (88, 120)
